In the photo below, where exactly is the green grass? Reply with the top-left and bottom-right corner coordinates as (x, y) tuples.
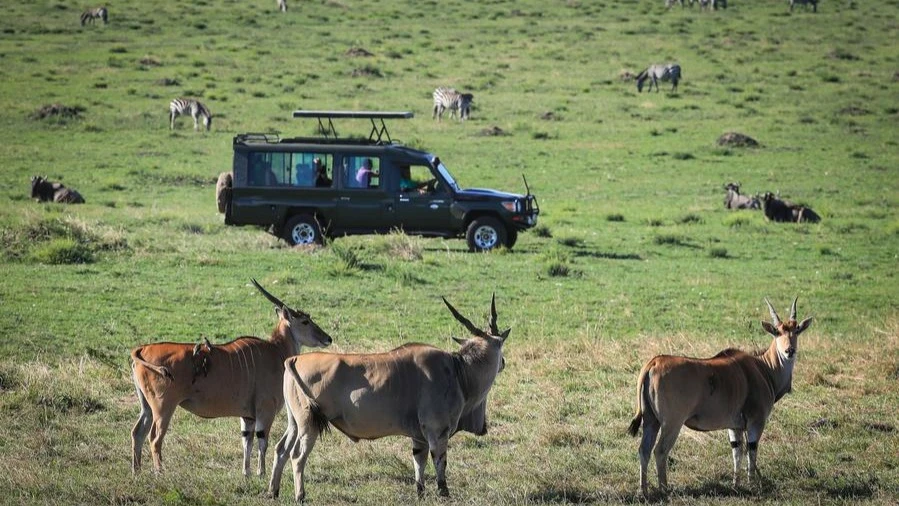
(0, 0), (897, 504)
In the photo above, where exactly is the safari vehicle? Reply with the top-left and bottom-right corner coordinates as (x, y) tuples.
(217, 111), (539, 252)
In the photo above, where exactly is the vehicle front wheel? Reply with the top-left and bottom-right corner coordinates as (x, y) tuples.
(282, 214), (323, 246)
(466, 217), (507, 252)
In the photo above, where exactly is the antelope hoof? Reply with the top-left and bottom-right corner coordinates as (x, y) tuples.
(437, 486), (450, 498)
(416, 483), (425, 498)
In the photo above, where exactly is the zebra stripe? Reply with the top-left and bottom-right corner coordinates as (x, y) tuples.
(636, 64), (681, 93)
(80, 7), (108, 25)
(170, 98), (213, 131)
(432, 87), (473, 121)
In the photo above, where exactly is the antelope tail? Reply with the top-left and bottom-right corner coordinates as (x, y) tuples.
(627, 364), (651, 437)
(131, 348), (174, 381)
(284, 358), (330, 435)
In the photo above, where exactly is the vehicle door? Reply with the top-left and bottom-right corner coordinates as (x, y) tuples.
(391, 163), (455, 233)
(332, 154), (392, 233)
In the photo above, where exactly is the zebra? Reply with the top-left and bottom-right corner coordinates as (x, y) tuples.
(698, 0), (727, 9)
(432, 87), (473, 121)
(278, 0), (287, 12)
(790, 0), (817, 12)
(80, 6), (108, 25)
(636, 64), (681, 93)
(169, 98), (212, 131)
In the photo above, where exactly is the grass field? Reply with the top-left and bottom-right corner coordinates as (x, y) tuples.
(0, 0), (897, 504)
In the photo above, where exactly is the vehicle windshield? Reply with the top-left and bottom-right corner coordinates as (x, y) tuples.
(436, 162), (460, 192)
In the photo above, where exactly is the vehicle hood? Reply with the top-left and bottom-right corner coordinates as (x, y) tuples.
(454, 188), (525, 201)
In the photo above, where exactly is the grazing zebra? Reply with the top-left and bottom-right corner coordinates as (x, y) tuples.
(432, 87), (474, 121)
(80, 7), (108, 25)
(169, 98), (212, 131)
(278, 0), (287, 12)
(636, 64), (681, 93)
(790, 0), (817, 12)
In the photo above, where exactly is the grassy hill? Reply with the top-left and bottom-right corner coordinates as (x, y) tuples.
(0, 0), (896, 504)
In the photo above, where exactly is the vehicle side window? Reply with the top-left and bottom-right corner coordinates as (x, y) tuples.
(291, 153), (333, 188)
(343, 156), (380, 189)
(248, 152), (278, 187)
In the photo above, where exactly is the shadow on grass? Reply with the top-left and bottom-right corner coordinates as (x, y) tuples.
(527, 485), (598, 503)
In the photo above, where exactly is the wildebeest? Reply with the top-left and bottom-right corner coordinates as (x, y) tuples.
(636, 64), (681, 93)
(268, 295), (510, 501)
(130, 279), (332, 476)
(723, 182), (760, 210)
(761, 192), (821, 223)
(790, 0), (817, 12)
(30, 176), (85, 204)
(628, 298), (813, 496)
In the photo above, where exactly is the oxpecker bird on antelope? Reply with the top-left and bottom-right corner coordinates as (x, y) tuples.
(627, 298), (813, 497)
(130, 279), (332, 477)
(267, 294), (510, 501)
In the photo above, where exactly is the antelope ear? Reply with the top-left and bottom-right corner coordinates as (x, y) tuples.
(795, 317), (813, 335)
(452, 336), (467, 346)
(761, 321), (779, 337)
(276, 305), (289, 323)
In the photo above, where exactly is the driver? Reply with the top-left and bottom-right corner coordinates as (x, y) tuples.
(399, 166), (431, 194)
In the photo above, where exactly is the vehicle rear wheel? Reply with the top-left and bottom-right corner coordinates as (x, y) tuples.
(466, 217), (507, 252)
(282, 214), (322, 246)
(215, 172), (232, 214)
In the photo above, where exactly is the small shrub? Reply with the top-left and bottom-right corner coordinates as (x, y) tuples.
(647, 219), (664, 227)
(383, 230), (423, 261)
(532, 224), (552, 238)
(557, 236), (584, 248)
(724, 214), (751, 228)
(708, 247), (728, 258)
(31, 238), (93, 264)
(672, 152), (694, 160)
(330, 242), (361, 272)
(678, 213), (703, 224)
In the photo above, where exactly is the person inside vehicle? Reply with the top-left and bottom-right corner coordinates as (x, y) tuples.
(399, 166), (429, 194)
(313, 158), (331, 187)
(355, 158), (378, 188)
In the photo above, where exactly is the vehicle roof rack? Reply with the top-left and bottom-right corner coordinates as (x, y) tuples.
(292, 110), (414, 144)
(233, 132), (282, 145)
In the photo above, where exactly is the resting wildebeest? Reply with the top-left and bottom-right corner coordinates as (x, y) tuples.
(761, 192), (821, 223)
(30, 176), (85, 204)
(723, 183), (760, 210)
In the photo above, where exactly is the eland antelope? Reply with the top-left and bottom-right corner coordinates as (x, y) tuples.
(628, 298), (813, 496)
(130, 280), (332, 476)
(268, 295), (510, 501)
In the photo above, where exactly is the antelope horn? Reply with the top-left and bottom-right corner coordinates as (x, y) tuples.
(789, 296), (798, 322)
(764, 297), (782, 326)
(443, 297), (488, 338)
(251, 278), (286, 309)
(488, 292), (499, 335)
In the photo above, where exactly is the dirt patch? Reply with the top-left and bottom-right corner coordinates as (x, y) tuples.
(477, 126), (509, 137)
(717, 132), (759, 148)
(156, 77), (180, 86)
(619, 70), (636, 81)
(540, 111), (559, 121)
(346, 47), (374, 57)
(139, 55), (162, 66)
(30, 104), (85, 120)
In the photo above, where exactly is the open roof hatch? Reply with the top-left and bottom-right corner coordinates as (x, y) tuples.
(292, 110), (414, 144)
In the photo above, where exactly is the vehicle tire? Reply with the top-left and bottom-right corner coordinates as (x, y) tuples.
(282, 214), (323, 246)
(215, 172), (232, 214)
(466, 216), (507, 252)
(504, 228), (518, 249)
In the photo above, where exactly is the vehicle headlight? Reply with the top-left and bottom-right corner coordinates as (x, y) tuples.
(501, 200), (520, 213)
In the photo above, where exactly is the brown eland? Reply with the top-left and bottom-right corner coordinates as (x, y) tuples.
(627, 297), (813, 496)
(130, 279), (332, 476)
(267, 294), (510, 501)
